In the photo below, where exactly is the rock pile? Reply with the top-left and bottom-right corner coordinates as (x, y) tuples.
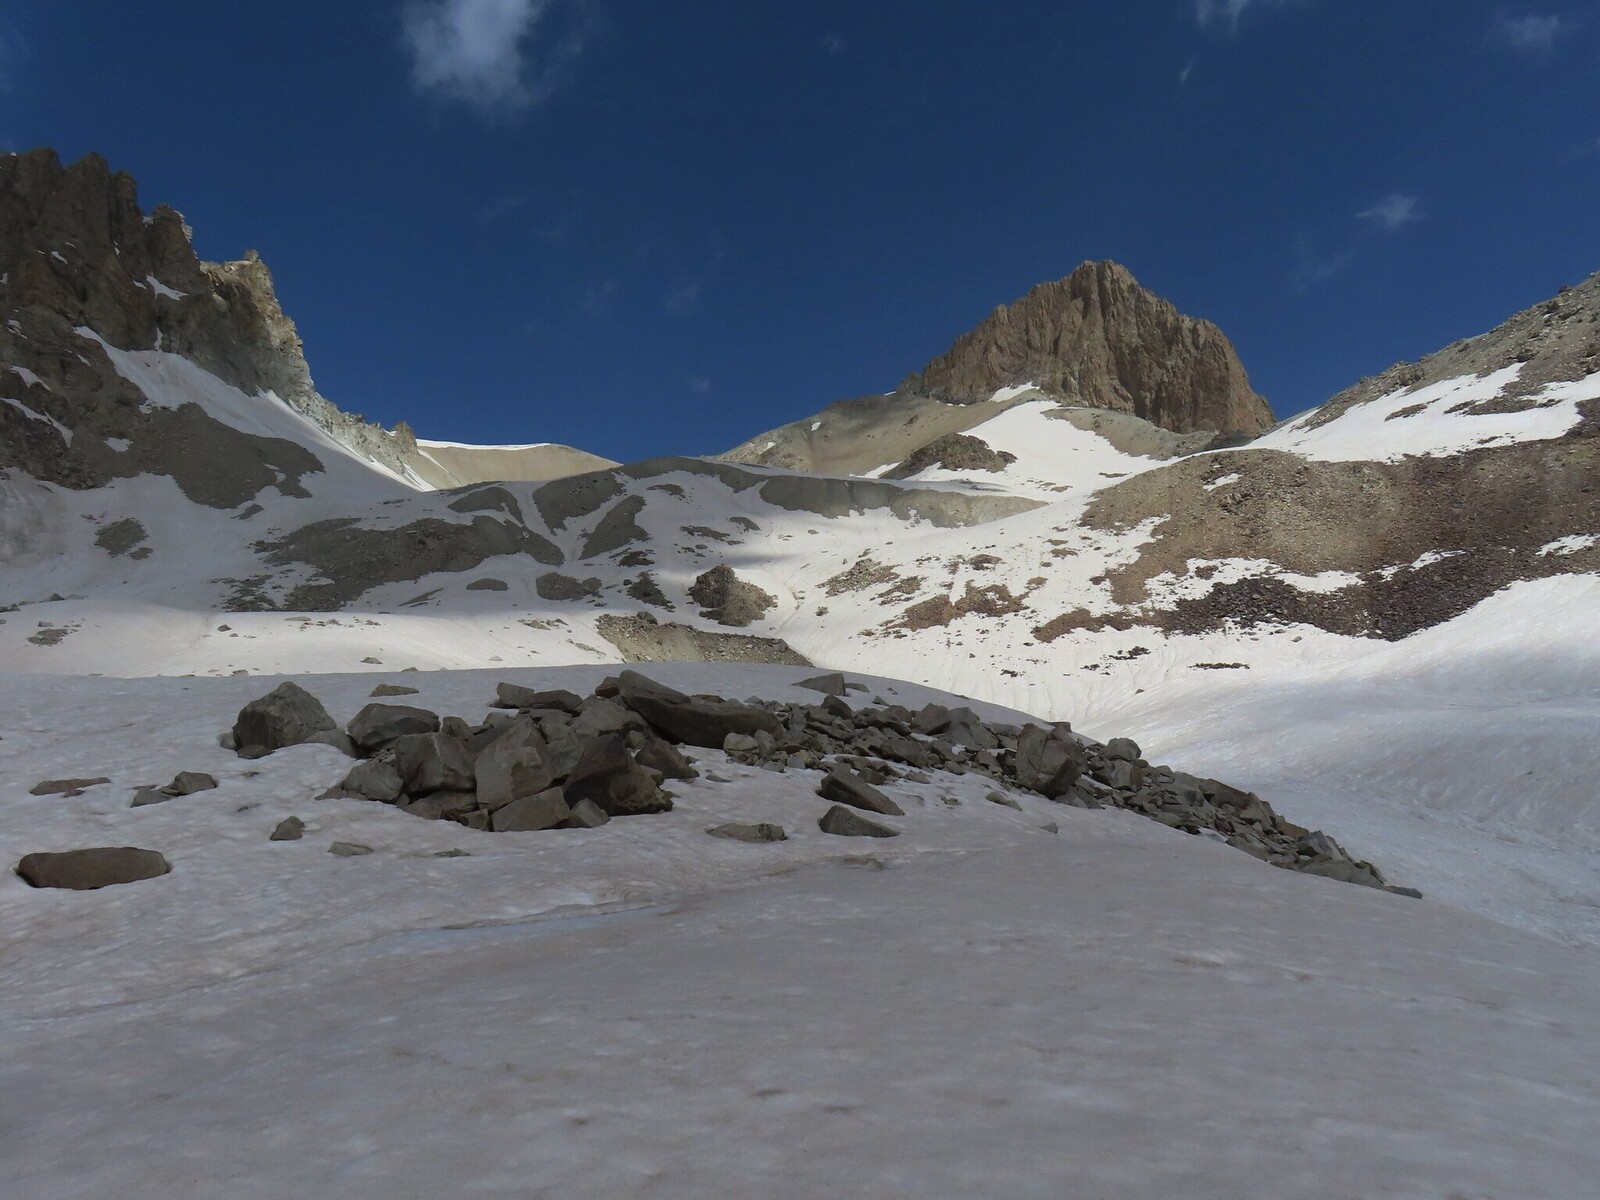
(223, 674), (1408, 894)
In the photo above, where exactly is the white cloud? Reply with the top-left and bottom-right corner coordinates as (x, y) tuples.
(402, 0), (590, 112)
(688, 376), (711, 395)
(1492, 14), (1578, 51)
(1357, 193), (1422, 232)
(1179, 57), (1199, 84)
(1195, 0), (1293, 30)
(821, 34), (845, 55)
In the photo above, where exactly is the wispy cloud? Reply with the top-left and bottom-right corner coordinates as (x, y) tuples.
(1195, 0), (1295, 30)
(1357, 193), (1423, 232)
(687, 376), (711, 395)
(402, 0), (592, 113)
(1491, 13), (1579, 51)
(1179, 57), (1199, 84)
(664, 279), (703, 315)
(821, 33), (845, 55)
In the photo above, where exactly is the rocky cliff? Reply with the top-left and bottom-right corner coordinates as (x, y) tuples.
(901, 260), (1275, 437)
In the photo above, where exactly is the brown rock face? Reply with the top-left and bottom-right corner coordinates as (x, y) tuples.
(900, 261), (1275, 437)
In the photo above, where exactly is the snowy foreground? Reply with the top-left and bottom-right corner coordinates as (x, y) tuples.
(4, 658), (1600, 1197)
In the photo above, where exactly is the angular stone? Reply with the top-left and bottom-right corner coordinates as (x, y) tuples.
(635, 736), (698, 780)
(944, 707), (1000, 750)
(817, 766), (905, 817)
(563, 734), (670, 816)
(818, 805), (898, 838)
(1013, 725), (1084, 799)
(563, 797), (611, 829)
(328, 842), (374, 857)
(303, 729), (359, 757)
(399, 791), (479, 822)
(29, 776), (110, 796)
(269, 816), (305, 841)
(16, 846), (170, 889)
(370, 683), (420, 698)
(332, 759), (401, 803)
(1297, 856), (1386, 889)
(707, 822), (788, 843)
(822, 694), (854, 720)
(912, 703), (952, 735)
(168, 771), (218, 797)
(474, 719), (553, 812)
(390, 733), (475, 796)
(1104, 737), (1141, 763)
(232, 681), (337, 757)
(724, 732), (761, 755)
(795, 672), (848, 696)
(129, 786), (169, 808)
(491, 788), (571, 832)
(347, 703), (440, 753)
(573, 696), (635, 738)
(986, 790), (1022, 811)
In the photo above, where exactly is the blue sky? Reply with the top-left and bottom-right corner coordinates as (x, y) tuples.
(2, 1), (1598, 461)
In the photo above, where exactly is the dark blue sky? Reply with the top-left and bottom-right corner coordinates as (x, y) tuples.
(3, 2), (1598, 460)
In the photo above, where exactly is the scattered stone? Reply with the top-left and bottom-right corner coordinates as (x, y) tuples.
(817, 766), (905, 817)
(1104, 737), (1141, 763)
(1039, 822), (1060, 834)
(434, 849), (471, 858)
(399, 791), (479, 822)
(232, 681), (337, 757)
(986, 790), (1022, 811)
(796, 672), (848, 696)
(818, 805), (898, 838)
(635, 736), (699, 780)
(361, 656), (382, 665)
(389, 732), (475, 796)
(495, 683), (584, 713)
(167, 771), (218, 797)
(563, 798), (611, 829)
(270, 816), (305, 841)
(16, 846), (170, 890)
(707, 822), (788, 843)
(335, 760), (406, 803)
(912, 703), (952, 735)
(29, 777), (110, 796)
(328, 842), (374, 857)
(370, 683), (420, 698)
(129, 786), (169, 808)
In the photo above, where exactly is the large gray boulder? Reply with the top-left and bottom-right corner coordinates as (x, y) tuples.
(336, 760), (405, 803)
(563, 735), (671, 816)
(817, 766), (905, 817)
(389, 733), (475, 796)
(474, 719), (553, 812)
(495, 683), (583, 713)
(16, 846), (171, 889)
(635, 736), (698, 780)
(347, 703), (440, 753)
(621, 689), (784, 749)
(491, 788), (571, 832)
(818, 806), (898, 838)
(1013, 725), (1084, 799)
(232, 682), (336, 757)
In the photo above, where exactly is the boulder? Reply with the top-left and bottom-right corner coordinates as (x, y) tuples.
(399, 791), (479, 822)
(822, 694), (854, 720)
(707, 822), (788, 843)
(328, 842), (374, 857)
(635, 736), (699, 780)
(16, 846), (171, 890)
(563, 798), (611, 829)
(29, 776), (110, 796)
(817, 766), (905, 817)
(232, 682), (337, 756)
(168, 771), (218, 797)
(622, 691), (784, 749)
(944, 707), (1000, 750)
(818, 806), (898, 838)
(474, 719), (554, 812)
(496, 683), (583, 713)
(795, 672), (848, 696)
(912, 703), (952, 735)
(563, 734), (671, 816)
(269, 816), (305, 841)
(1104, 737), (1142, 763)
(303, 729), (359, 757)
(491, 788), (571, 832)
(573, 696), (636, 738)
(389, 733), (476, 796)
(336, 760), (406, 803)
(347, 703), (440, 753)
(986, 790), (1022, 811)
(1013, 725), (1084, 799)
(370, 683), (420, 698)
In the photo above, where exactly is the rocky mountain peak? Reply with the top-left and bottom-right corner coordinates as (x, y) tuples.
(899, 260), (1275, 437)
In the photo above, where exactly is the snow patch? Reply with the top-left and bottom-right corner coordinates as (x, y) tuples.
(1, 395), (72, 444)
(1539, 533), (1598, 557)
(142, 275), (187, 301)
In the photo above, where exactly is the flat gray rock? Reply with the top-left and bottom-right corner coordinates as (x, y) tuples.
(29, 777), (110, 796)
(347, 703), (440, 753)
(817, 766), (905, 817)
(269, 816), (305, 841)
(818, 805), (898, 838)
(328, 842), (374, 857)
(16, 846), (170, 889)
(707, 822), (788, 843)
(491, 788), (571, 832)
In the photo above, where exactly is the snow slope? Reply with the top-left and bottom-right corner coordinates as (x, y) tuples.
(2, 663), (1598, 1198)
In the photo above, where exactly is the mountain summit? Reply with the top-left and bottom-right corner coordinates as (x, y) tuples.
(901, 260), (1274, 437)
